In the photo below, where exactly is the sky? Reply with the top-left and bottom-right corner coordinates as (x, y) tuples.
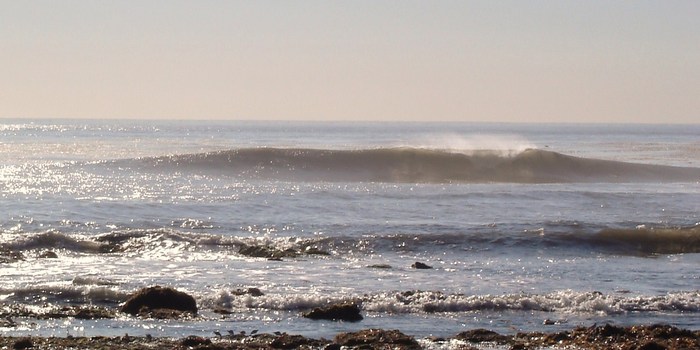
(1, 1), (698, 123)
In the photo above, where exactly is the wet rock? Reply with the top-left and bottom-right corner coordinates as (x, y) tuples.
(411, 261), (432, 269)
(270, 334), (320, 349)
(594, 323), (626, 338)
(73, 307), (115, 319)
(238, 244), (298, 259)
(303, 303), (363, 322)
(335, 329), (420, 349)
(232, 287), (265, 297)
(646, 324), (695, 339)
(212, 307), (233, 315)
(38, 251), (58, 259)
(544, 331), (570, 343)
(140, 308), (190, 319)
(303, 247), (330, 255)
(0, 248), (24, 264)
(180, 335), (211, 347)
(367, 264), (392, 269)
(455, 329), (511, 344)
(12, 338), (33, 350)
(636, 341), (666, 350)
(120, 286), (197, 317)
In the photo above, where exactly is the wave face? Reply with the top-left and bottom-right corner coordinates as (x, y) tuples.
(127, 148), (700, 183)
(4, 225), (699, 260)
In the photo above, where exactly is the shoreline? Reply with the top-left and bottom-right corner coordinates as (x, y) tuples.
(2, 324), (699, 349)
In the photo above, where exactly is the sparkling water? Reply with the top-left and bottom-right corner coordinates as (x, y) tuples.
(1, 119), (699, 339)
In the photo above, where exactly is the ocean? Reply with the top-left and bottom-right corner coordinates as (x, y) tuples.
(1, 119), (699, 341)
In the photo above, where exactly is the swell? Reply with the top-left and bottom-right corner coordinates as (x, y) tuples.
(122, 147), (700, 183)
(592, 225), (700, 254)
(3, 224), (699, 259)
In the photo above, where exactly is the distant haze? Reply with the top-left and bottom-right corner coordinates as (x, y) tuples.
(1, 1), (698, 123)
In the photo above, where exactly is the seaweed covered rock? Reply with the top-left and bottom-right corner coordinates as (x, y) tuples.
(120, 286), (197, 317)
(303, 303), (363, 322)
(455, 329), (511, 344)
(335, 329), (420, 349)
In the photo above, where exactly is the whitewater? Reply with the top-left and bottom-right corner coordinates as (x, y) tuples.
(1, 120), (699, 340)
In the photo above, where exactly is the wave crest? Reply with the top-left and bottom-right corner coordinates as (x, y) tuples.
(124, 148), (700, 183)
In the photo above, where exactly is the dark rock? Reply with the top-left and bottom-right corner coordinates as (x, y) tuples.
(232, 287), (265, 297)
(271, 334), (317, 349)
(13, 338), (33, 350)
(120, 286), (197, 316)
(38, 251), (58, 259)
(73, 307), (115, 319)
(647, 324), (695, 339)
(637, 341), (666, 350)
(212, 307), (233, 315)
(304, 247), (330, 255)
(593, 323), (626, 338)
(303, 303), (363, 322)
(509, 344), (529, 350)
(238, 244), (298, 259)
(367, 264), (392, 269)
(411, 261), (432, 269)
(0, 248), (24, 264)
(139, 308), (190, 319)
(455, 329), (511, 344)
(544, 331), (570, 342)
(323, 344), (342, 350)
(180, 335), (211, 347)
(335, 329), (420, 349)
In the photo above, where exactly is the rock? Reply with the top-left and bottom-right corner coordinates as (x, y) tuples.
(0, 248), (24, 264)
(647, 324), (695, 339)
(304, 247), (330, 255)
(335, 329), (420, 349)
(411, 261), (432, 269)
(180, 335), (211, 347)
(455, 329), (511, 344)
(599, 323), (625, 337)
(303, 303), (363, 322)
(238, 244), (298, 259)
(13, 338), (33, 350)
(637, 341), (666, 350)
(73, 307), (115, 319)
(367, 264), (392, 269)
(271, 334), (316, 349)
(38, 251), (58, 259)
(120, 286), (197, 316)
(232, 287), (265, 297)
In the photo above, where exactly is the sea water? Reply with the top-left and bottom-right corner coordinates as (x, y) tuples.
(0, 120), (699, 339)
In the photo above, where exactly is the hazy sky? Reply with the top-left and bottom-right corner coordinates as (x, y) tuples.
(1, 1), (698, 123)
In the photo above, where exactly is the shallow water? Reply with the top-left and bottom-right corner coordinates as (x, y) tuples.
(1, 120), (699, 340)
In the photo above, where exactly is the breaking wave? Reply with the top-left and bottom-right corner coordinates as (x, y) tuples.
(2, 224), (700, 259)
(593, 225), (700, 254)
(203, 289), (700, 315)
(120, 148), (700, 183)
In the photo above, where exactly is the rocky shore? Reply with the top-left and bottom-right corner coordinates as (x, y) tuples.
(2, 324), (699, 350)
(2, 287), (699, 349)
